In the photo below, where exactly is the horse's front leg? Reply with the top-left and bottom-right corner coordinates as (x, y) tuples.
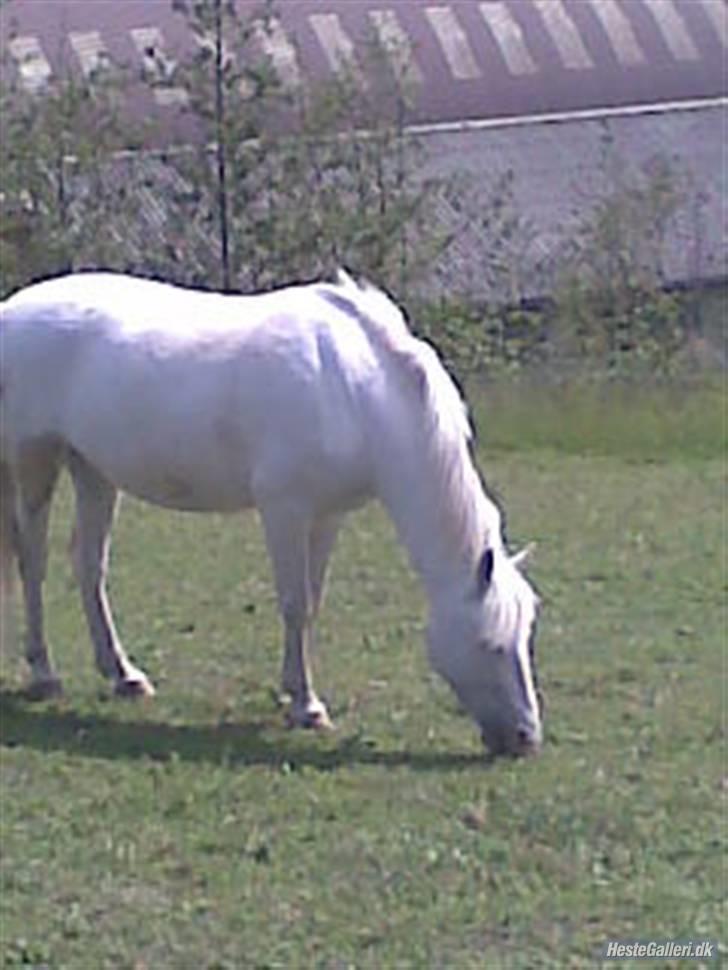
(68, 452), (155, 698)
(282, 513), (340, 696)
(261, 504), (332, 730)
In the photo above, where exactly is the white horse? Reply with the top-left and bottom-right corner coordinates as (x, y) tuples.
(0, 270), (542, 755)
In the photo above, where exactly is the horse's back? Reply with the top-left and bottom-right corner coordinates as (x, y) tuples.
(1, 273), (383, 514)
(3, 272), (257, 338)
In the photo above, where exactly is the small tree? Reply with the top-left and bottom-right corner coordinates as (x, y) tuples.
(245, 34), (434, 294)
(158, 2), (438, 296)
(0, 32), (134, 296)
(168, 0), (280, 290)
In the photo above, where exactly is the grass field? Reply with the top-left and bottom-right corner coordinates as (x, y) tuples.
(1, 383), (725, 969)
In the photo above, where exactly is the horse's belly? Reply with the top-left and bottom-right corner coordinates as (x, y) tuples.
(83, 439), (255, 513)
(120, 469), (253, 512)
(75, 417), (373, 515)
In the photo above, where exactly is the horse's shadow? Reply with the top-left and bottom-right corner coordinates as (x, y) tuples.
(0, 688), (488, 773)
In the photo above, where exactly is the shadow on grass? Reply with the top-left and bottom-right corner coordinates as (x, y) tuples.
(0, 688), (488, 773)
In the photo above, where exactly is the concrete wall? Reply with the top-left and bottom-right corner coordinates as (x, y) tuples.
(417, 100), (727, 301)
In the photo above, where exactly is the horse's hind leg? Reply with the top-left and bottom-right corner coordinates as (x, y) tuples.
(14, 442), (63, 699)
(68, 451), (154, 698)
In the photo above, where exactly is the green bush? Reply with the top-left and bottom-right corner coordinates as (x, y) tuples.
(414, 300), (545, 379)
(548, 142), (690, 379)
(0, 37), (132, 295)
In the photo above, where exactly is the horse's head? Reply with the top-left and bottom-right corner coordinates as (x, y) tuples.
(428, 544), (543, 757)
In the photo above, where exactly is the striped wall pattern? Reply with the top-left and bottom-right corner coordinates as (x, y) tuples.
(3, 0), (725, 131)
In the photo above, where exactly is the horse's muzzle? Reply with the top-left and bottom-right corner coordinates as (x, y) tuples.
(482, 724), (542, 758)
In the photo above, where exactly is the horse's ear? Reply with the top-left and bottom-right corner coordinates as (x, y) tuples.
(511, 543), (536, 570)
(476, 547), (494, 595)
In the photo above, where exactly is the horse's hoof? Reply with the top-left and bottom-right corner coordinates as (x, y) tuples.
(114, 675), (156, 699)
(24, 678), (64, 702)
(287, 706), (335, 731)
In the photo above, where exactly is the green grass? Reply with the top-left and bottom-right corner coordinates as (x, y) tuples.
(1, 384), (725, 968)
(470, 379), (725, 461)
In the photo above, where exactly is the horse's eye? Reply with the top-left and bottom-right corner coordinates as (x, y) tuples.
(478, 640), (502, 655)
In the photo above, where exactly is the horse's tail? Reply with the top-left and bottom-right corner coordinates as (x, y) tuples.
(0, 297), (19, 653)
(0, 458), (18, 656)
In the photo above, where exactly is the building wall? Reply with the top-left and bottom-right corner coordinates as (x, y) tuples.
(418, 100), (726, 301)
(2, 0), (726, 295)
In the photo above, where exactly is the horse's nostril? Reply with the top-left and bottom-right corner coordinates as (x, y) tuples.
(516, 726), (541, 753)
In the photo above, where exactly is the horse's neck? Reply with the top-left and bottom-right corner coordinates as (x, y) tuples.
(376, 423), (495, 601)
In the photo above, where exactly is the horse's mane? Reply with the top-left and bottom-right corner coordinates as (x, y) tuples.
(324, 270), (471, 443)
(320, 271), (502, 566)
